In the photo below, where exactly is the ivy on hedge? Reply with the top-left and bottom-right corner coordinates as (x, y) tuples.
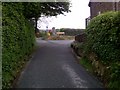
(85, 11), (120, 88)
(2, 3), (35, 88)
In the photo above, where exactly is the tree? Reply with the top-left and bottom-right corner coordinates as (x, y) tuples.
(22, 2), (71, 33)
(2, 2), (71, 33)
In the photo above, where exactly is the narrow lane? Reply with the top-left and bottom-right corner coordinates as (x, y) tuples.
(16, 39), (103, 88)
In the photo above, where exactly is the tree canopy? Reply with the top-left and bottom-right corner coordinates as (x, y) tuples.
(22, 2), (71, 19)
(2, 2), (71, 32)
(23, 2), (71, 32)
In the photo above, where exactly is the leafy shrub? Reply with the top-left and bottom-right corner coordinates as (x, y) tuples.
(75, 33), (86, 43)
(2, 3), (35, 88)
(85, 11), (120, 88)
(60, 28), (84, 36)
(85, 11), (120, 64)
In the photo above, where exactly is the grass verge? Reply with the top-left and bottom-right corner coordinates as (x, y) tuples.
(79, 57), (94, 73)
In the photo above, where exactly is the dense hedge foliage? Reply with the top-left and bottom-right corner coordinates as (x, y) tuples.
(75, 33), (86, 43)
(85, 11), (120, 88)
(2, 3), (35, 88)
(60, 28), (84, 36)
(86, 11), (120, 64)
(0, 3), (2, 89)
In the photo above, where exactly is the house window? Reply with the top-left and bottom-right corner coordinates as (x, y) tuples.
(98, 11), (101, 15)
(116, 2), (119, 11)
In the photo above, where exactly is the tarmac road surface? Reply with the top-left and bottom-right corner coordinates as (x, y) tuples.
(16, 39), (104, 88)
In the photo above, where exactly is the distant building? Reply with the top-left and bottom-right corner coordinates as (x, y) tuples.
(89, 0), (120, 19)
(85, 16), (91, 28)
(52, 27), (56, 36)
(86, 0), (120, 27)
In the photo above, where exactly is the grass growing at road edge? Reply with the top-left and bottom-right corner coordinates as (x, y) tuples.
(79, 57), (93, 73)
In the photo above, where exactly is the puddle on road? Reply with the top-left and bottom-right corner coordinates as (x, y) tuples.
(62, 64), (88, 88)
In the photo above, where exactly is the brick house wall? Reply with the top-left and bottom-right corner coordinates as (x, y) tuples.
(89, 2), (120, 19)
(117, 2), (120, 10)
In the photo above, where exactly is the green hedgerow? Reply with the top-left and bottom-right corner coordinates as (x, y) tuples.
(2, 3), (35, 88)
(85, 11), (120, 88)
(85, 11), (120, 64)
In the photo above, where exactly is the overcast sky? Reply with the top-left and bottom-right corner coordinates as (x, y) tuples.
(38, 0), (90, 29)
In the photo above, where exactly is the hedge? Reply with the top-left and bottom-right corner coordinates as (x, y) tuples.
(75, 33), (86, 43)
(2, 3), (35, 88)
(60, 28), (84, 36)
(85, 11), (120, 88)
